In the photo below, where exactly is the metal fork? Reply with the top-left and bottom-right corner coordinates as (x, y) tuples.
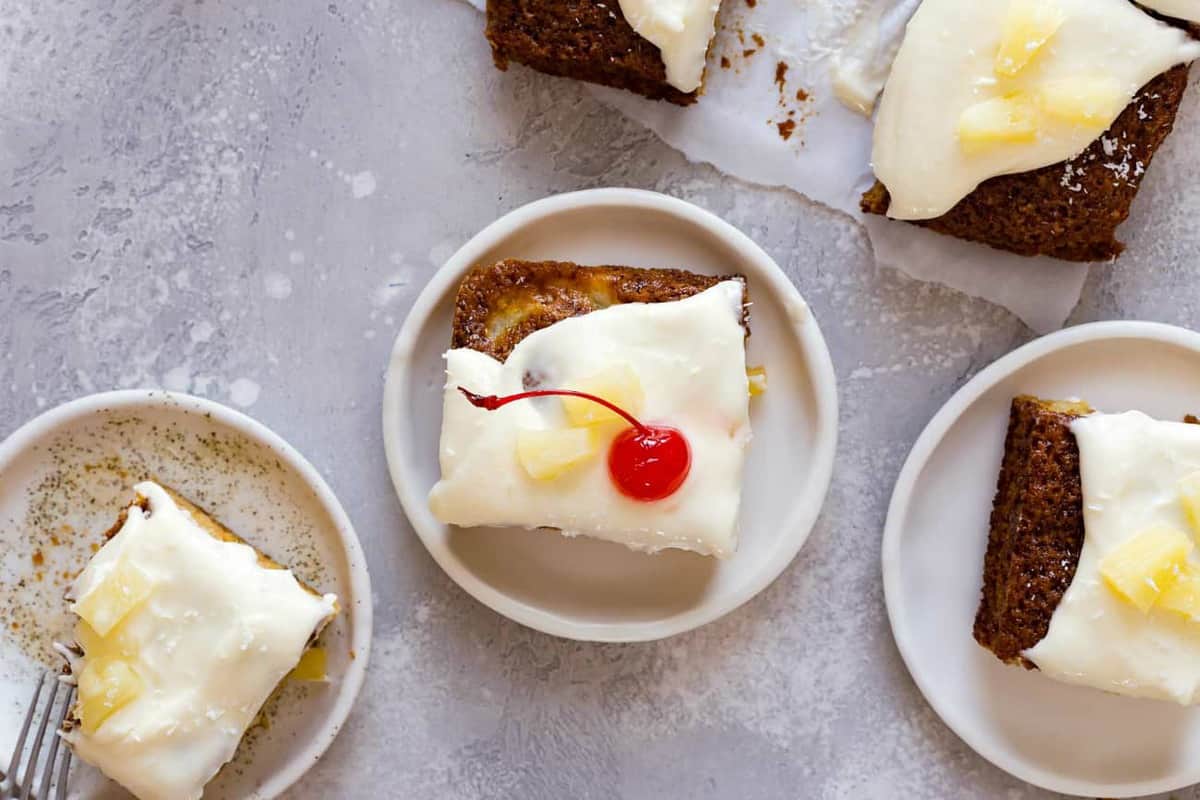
(0, 672), (74, 800)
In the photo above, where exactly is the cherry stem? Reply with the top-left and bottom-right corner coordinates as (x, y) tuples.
(457, 387), (648, 434)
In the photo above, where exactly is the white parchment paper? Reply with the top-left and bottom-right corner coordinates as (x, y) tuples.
(466, 0), (1092, 332)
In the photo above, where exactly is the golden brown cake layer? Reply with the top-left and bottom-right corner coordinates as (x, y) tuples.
(974, 396), (1092, 666)
(451, 259), (747, 361)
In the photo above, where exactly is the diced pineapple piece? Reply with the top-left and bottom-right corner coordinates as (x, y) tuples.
(516, 428), (599, 481)
(1158, 564), (1200, 621)
(747, 366), (768, 398)
(289, 647), (328, 682)
(75, 618), (138, 662)
(1040, 76), (1125, 127)
(995, 0), (1066, 78)
(1178, 471), (1200, 536)
(78, 657), (142, 734)
(561, 365), (644, 428)
(1100, 524), (1193, 612)
(957, 95), (1039, 153)
(74, 620), (105, 657)
(76, 618), (138, 661)
(74, 559), (156, 637)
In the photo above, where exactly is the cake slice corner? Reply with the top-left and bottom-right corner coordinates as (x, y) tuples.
(483, 0), (708, 105)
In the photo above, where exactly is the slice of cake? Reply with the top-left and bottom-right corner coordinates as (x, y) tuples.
(61, 482), (338, 800)
(978, 397), (1200, 704)
(862, 0), (1200, 261)
(485, 0), (721, 105)
(974, 395), (1091, 664)
(429, 260), (753, 558)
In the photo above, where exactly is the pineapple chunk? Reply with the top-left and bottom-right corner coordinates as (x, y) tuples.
(289, 647), (328, 682)
(747, 366), (768, 398)
(995, 0), (1066, 78)
(75, 618), (137, 660)
(74, 620), (105, 657)
(74, 559), (156, 637)
(1158, 564), (1200, 621)
(78, 657), (142, 734)
(516, 428), (599, 481)
(1100, 524), (1193, 612)
(1178, 471), (1200, 535)
(1040, 76), (1125, 127)
(957, 95), (1039, 153)
(561, 365), (644, 428)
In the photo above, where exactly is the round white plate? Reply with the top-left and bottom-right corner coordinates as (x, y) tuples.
(383, 188), (838, 642)
(883, 321), (1200, 797)
(0, 391), (372, 800)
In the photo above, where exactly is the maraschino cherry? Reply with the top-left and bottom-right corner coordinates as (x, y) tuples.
(458, 386), (691, 502)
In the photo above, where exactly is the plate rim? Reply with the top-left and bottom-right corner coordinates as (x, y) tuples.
(0, 389), (373, 800)
(382, 187), (839, 642)
(882, 319), (1200, 797)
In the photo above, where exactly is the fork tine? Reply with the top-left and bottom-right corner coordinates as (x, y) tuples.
(36, 682), (74, 800)
(18, 673), (63, 800)
(53, 741), (71, 800)
(3, 673), (49, 789)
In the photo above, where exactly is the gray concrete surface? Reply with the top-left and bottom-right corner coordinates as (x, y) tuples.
(1, 0), (1198, 797)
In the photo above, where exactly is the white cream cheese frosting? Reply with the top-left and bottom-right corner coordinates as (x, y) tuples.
(872, 0), (1200, 220)
(428, 281), (751, 558)
(617, 0), (720, 93)
(1139, 0), (1200, 23)
(64, 482), (337, 800)
(1024, 412), (1200, 705)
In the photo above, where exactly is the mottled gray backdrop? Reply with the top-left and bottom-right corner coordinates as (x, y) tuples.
(1, 0), (1199, 798)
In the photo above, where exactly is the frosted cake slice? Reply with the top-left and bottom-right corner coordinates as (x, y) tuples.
(978, 398), (1200, 704)
(429, 261), (754, 559)
(61, 481), (338, 800)
(485, 0), (722, 105)
(862, 0), (1200, 260)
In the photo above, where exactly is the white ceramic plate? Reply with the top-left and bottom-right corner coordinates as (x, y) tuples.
(883, 321), (1200, 797)
(383, 188), (838, 642)
(0, 391), (372, 800)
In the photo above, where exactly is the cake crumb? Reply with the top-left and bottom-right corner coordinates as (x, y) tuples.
(776, 119), (797, 140)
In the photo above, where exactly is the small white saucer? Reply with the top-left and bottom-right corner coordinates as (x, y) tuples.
(0, 391), (372, 799)
(383, 188), (838, 642)
(883, 321), (1200, 797)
